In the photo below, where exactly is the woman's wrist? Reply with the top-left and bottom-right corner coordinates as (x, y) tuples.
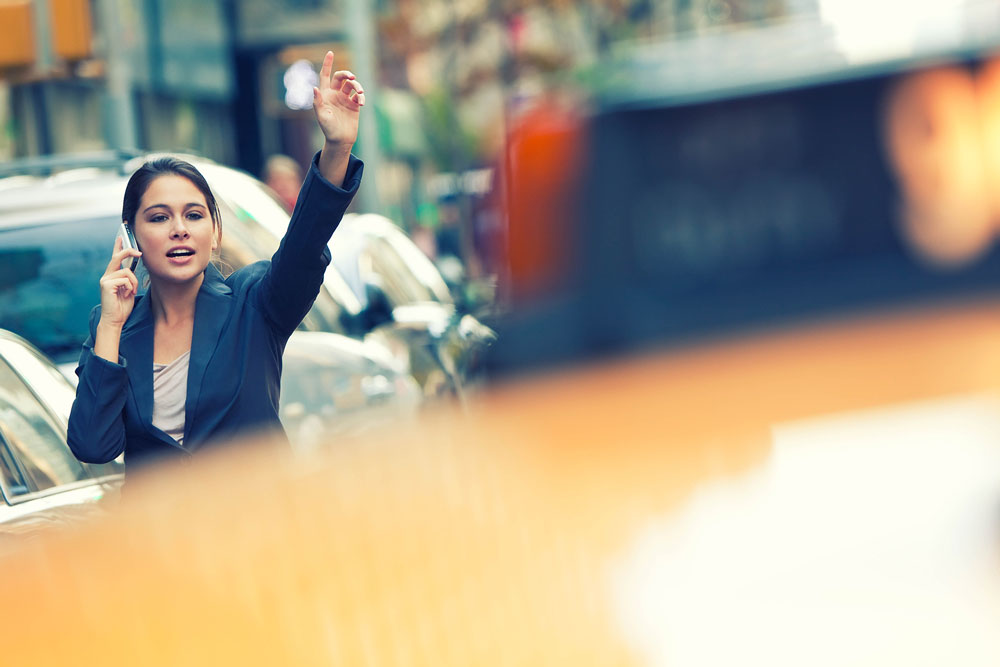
(318, 141), (353, 188)
(97, 319), (126, 341)
(94, 320), (124, 364)
(323, 137), (352, 153)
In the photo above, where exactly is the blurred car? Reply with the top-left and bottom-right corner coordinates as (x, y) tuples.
(0, 160), (421, 448)
(281, 331), (420, 453)
(491, 20), (1000, 376)
(329, 213), (497, 400)
(189, 160), (496, 401)
(0, 328), (121, 548)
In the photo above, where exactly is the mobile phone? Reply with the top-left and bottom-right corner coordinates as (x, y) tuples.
(118, 223), (139, 272)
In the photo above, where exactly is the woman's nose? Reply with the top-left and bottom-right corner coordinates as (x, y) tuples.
(170, 218), (190, 238)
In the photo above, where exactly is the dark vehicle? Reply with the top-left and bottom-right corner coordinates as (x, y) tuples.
(0, 329), (121, 547)
(0, 161), (421, 448)
(493, 20), (1000, 375)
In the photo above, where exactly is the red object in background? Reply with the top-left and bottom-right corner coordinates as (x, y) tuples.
(501, 99), (585, 304)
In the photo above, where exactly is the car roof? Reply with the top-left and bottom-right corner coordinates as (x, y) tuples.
(0, 328), (41, 350)
(594, 8), (1000, 110)
(0, 153), (243, 232)
(0, 172), (126, 230)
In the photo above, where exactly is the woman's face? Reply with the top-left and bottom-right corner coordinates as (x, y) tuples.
(133, 174), (218, 284)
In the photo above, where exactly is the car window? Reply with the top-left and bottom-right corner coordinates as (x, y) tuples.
(0, 337), (78, 424)
(359, 237), (437, 308)
(0, 432), (31, 499)
(381, 228), (453, 305)
(0, 357), (88, 496)
(0, 217), (115, 365)
(201, 165), (295, 242)
(0, 336), (124, 479)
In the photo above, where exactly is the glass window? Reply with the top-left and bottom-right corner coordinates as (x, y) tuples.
(382, 229), (454, 305)
(331, 221), (454, 310)
(0, 358), (88, 496)
(0, 216), (118, 367)
(360, 237), (436, 308)
(0, 434), (30, 498)
(0, 337), (78, 424)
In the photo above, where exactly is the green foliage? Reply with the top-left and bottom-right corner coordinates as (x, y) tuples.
(419, 87), (481, 171)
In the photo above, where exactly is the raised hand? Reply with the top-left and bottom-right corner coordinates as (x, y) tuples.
(313, 51), (365, 149)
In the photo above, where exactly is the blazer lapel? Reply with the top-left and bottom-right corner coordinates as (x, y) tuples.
(119, 294), (177, 446)
(184, 265), (233, 442)
(120, 294), (153, 425)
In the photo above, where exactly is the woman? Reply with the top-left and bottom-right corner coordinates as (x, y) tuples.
(68, 53), (364, 472)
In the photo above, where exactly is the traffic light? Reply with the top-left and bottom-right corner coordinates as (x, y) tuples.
(0, 1), (35, 68)
(50, 0), (93, 61)
(0, 0), (92, 70)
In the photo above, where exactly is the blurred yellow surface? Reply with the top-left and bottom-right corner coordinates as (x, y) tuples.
(5, 298), (1000, 664)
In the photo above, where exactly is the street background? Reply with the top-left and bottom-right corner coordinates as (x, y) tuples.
(6, 0), (979, 301)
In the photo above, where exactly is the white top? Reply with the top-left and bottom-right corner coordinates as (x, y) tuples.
(151, 349), (190, 446)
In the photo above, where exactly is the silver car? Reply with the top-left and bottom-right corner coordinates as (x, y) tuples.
(0, 329), (121, 548)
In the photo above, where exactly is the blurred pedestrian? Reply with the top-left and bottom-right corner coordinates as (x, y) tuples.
(67, 52), (365, 479)
(264, 153), (303, 213)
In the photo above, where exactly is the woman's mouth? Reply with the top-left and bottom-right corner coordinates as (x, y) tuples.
(166, 248), (196, 263)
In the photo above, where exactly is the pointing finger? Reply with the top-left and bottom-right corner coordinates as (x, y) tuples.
(318, 51), (334, 91)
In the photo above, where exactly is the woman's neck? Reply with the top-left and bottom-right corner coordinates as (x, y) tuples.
(149, 273), (204, 326)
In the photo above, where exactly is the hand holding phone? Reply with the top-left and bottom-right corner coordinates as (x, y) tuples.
(118, 223), (140, 272)
(100, 227), (142, 329)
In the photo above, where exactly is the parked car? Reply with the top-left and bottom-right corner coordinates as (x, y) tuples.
(280, 331), (420, 453)
(0, 161), (421, 449)
(187, 159), (497, 401)
(329, 213), (497, 400)
(0, 329), (121, 549)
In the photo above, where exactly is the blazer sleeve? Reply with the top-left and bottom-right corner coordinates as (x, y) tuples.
(66, 305), (129, 464)
(256, 152), (364, 337)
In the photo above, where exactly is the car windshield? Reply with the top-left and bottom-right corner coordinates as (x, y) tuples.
(330, 226), (445, 310)
(0, 217), (116, 365)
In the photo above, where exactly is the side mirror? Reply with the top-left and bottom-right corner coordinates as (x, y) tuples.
(360, 281), (394, 331)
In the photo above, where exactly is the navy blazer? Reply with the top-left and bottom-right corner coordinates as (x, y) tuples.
(67, 153), (363, 470)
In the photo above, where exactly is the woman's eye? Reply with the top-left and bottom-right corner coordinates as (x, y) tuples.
(187, 212), (204, 220)
(150, 214), (167, 223)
